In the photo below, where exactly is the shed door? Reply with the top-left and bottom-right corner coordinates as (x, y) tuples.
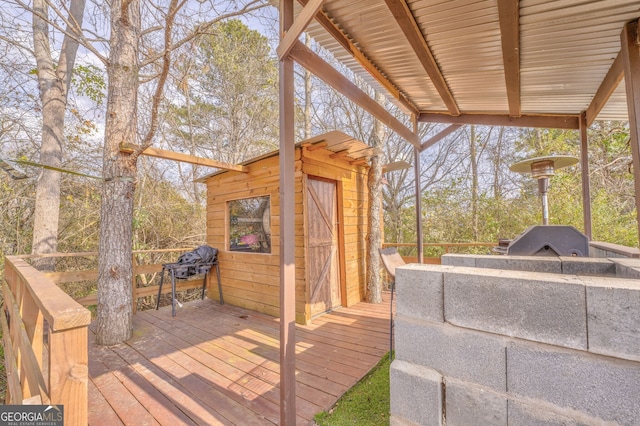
(306, 177), (341, 317)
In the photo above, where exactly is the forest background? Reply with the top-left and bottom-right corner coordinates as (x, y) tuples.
(1, 5), (635, 263)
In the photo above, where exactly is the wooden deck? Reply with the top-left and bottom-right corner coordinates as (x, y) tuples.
(88, 292), (392, 425)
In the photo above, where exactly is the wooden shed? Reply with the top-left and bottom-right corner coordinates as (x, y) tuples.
(197, 131), (376, 324)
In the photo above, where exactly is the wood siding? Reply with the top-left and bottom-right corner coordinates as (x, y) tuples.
(204, 147), (368, 323)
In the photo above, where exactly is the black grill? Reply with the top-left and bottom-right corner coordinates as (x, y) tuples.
(494, 225), (589, 257)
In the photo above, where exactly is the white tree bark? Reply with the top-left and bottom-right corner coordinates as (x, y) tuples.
(30, 0), (85, 270)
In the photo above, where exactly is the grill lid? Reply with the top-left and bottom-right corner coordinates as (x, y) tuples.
(504, 225), (589, 257)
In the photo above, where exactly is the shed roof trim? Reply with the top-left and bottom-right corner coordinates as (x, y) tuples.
(195, 131), (371, 182)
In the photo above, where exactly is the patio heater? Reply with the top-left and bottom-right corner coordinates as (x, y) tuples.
(495, 155), (588, 257)
(509, 155), (578, 225)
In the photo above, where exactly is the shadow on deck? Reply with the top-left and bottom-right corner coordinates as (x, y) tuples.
(88, 292), (392, 425)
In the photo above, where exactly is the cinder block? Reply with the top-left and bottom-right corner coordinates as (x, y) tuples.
(507, 401), (590, 425)
(395, 316), (507, 391)
(444, 380), (507, 426)
(559, 257), (615, 277)
(476, 255), (562, 274)
(396, 264), (448, 322)
(444, 268), (587, 349)
(611, 258), (640, 279)
(583, 276), (640, 362)
(441, 254), (476, 267)
(390, 360), (443, 426)
(507, 342), (640, 425)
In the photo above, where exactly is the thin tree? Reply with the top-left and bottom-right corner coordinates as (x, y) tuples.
(30, 0), (85, 270)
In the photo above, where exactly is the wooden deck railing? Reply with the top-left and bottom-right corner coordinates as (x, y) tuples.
(1, 248), (199, 424)
(2, 255), (91, 425)
(17, 248), (199, 311)
(382, 242), (496, 264)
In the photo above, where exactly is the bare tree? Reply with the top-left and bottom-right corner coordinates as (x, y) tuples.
(12, 0), (269, 344)
(23, 0), (85, 269)
(95, 0), (269, 344)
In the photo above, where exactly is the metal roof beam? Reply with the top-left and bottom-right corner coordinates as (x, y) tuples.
(497, 0), (521, 117)
(277, 0), (325, 60)
(585, 53), (624, 126)
(383, 0), (460, 116)
(419, 112), (579, 129)
(290, 40), (421, 148)
(297, 0), (419, 116)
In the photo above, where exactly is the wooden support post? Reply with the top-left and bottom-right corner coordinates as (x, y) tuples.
(132, 253), (138, 314)
(48, 327), (88, 426)
(621, 20), (640, 245)
(413, 116), (424, 263)
(279, 0), (297, 424)
(579, 112), (593, 239)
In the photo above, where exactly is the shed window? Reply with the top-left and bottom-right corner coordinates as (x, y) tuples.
(228, 196), (271, 253)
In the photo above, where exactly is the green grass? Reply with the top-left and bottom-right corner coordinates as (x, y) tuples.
(314, 351), (392, 426)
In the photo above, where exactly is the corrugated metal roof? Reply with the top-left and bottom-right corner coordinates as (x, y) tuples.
(302, 0), (640, 122)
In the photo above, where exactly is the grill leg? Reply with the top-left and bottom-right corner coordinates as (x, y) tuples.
(156, 267), (166, 310)
(170, 268), (177, 317)
(201, 269), (208, 300)
(216, 263), (223, 305)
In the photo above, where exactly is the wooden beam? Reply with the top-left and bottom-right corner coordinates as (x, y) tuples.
(305, 141), (328, 151)
(290, 41), (421, 148)
(579, 112), (592, 239)
(586, 53), (624, 126)
(383, 0), (460, 115)
(420, 124), (463, 152)
(279, 0), (297, 424)
(497, 0), (521, 117)
(297, 0), (419, 116)
(349, 158), (369, 166)
(419, 112), (579, 129)
(119, 144), (248, 172)
(329, 150), (350, 159)
(620, 20), (640, 244)
(277, 0), (324, 60)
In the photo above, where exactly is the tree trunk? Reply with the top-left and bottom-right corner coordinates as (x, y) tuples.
(30, 0), (85, 270)
(95, 0), (140, 345)
(366, 92), (386, 304)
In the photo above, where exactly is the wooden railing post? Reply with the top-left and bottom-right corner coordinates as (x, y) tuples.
(2, 256), (91, 425)
(132, 252), (138, 314)
(48, 326), (88, 426)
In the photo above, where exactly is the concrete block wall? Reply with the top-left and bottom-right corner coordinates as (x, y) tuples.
(391, 256), (640, 426)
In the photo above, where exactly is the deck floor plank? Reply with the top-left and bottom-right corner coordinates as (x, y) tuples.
(88, 292), (392, 425)
(89, 331), (199, 426)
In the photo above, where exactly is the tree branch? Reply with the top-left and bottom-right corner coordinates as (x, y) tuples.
(139, 0), (268, 67)
(16, 0), (108, 65)
(128, 0), (179, 165)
